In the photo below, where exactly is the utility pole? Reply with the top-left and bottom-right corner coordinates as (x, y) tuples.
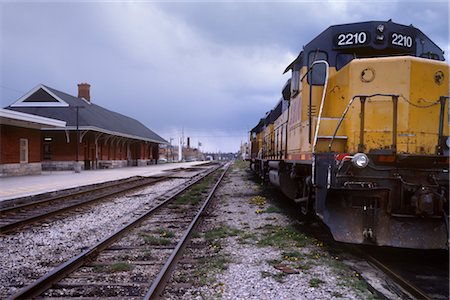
(74, 106), (83, 173)
(178, 136), (182, 162)
(169, 138), (174, 162)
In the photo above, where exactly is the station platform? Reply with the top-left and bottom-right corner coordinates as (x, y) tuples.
(0, 161), (207, 202)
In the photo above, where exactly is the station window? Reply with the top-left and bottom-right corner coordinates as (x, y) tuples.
(20, 138), (28, 163)
(307, 51), (328, 85)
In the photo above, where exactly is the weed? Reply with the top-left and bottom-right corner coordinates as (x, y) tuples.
(265, 205), (281, 213)
(257, 225), (309, 248)
(266, 259), (282, 266)
(191, 230), (201, 238)
(155, 228), (175, 238)
(331, 291), (343, 298)
(297, 262), (313, 271)
(260, 271), (288, 283)
(281, 250), (303, 262)
(237, 232), (258, 244)
(309, 277), (325, 288)
(250, 195), (266, 208)
(140, 233), (171, 246)
(93, 265), (106, 272)
(232, 159), (249, 170)
(204, 225), (242, 242)
(196, 254), (232, 285)
(175, 178), (212, 205)
(209, 255), (231, 271)
(110, 262), (133, 272)
(305, 250), (322, 260)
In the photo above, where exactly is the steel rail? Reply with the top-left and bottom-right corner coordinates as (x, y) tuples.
(365, 254), (432, 300)
(0, 176), (144, 214)
(144, 162), (231, 299)
(0, 176), (170, 233)
(8, 164), (221, 300)
(349, 245), (433, 300)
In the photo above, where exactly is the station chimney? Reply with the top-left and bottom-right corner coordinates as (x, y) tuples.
(78, 83), (91, 101)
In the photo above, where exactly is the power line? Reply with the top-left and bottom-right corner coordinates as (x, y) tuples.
(0, 85), (24, 94)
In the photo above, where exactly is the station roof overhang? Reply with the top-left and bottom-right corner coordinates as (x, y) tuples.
(41, 125), (168, 144)
(0, 108), (66, 129)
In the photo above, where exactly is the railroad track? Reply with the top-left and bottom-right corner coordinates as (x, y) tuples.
(0, 175), (171, 233)
(9, 162), (230, 299)
(261, 186), (449, 299)
(357, 246), (449, 300)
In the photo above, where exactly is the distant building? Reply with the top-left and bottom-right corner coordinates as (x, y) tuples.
(159, 143), (204, 162)
(203, 152), (235, 161)
(239, 142), (250, 160)
(4, 83), (167, 171)
(0, 108), (66, 176)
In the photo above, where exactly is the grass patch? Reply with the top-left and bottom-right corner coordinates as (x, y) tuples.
(204, 225), (242, 242)
(309, 277), (325, 288)
(140, 233), (171, 246)
(257, 225), (309, 248)
(93, 265), (106, 272)
(154, 228), (175, 238)
(305, 250), (323, 260)
(331, 291), (343, 298)
(266, 259), (282, 266)
(136, 250), (153, 260)
(110, 262), (133, 272)
(175, 177), (213, 205)
(297, 262), (313, 271)
(195, 254), (232, 285)
(281, 250), (303, 262)
(264, 205), (281, 213)
(250, 195), (266, 208)
(260, 271), (288, 283)
(232, 159), (249, 170)
(237, 232), (258, 244)
(191, 230), (201, 238)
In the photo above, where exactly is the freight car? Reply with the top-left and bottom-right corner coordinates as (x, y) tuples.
(249, 20), (449, 249)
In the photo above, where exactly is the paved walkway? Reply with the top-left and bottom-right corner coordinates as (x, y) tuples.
(0, 162), (206, 202)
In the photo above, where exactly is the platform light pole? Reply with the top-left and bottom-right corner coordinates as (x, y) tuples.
(169, 138), (174, 162)
(74, 106), (83, 173)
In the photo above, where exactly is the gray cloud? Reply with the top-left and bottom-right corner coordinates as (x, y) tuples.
(1, 1), (448, 152)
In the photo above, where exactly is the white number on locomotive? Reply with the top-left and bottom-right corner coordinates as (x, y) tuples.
(391, 33), (413, 48)
(337, 32), (367, 46)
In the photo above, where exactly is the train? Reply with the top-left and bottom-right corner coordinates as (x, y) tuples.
(248, 20), (449, 249)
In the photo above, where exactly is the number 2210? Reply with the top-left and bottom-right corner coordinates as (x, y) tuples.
(391, 33), (413, 48)
(337, 32), (367, 46)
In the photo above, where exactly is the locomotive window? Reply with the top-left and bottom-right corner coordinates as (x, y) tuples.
(282, 79), (291, 101)
(291, 69), (300, 96)
(307, 51), (328, 85)
(336, 53), (355, 70)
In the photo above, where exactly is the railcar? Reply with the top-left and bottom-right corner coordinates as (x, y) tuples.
(249, 20), (449, 249)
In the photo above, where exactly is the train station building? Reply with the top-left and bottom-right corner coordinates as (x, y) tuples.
(2, 83), (167, 174)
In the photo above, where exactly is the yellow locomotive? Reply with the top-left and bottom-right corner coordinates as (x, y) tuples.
(249, 20), (449, 249)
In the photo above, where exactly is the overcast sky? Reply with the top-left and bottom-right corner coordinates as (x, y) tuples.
(1, 1), (448, 152)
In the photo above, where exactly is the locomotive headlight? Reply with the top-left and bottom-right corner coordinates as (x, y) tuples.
(376, 24), (385, 33)
(375, 24), (385, 43)
(351, 153), (369, 168)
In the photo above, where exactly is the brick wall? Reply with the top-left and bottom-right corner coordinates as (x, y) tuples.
(0, 125), (41, 163)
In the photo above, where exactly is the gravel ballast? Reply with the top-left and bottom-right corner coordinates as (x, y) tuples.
(0, 178), (187, 298)
(163, 161), (375, 299)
